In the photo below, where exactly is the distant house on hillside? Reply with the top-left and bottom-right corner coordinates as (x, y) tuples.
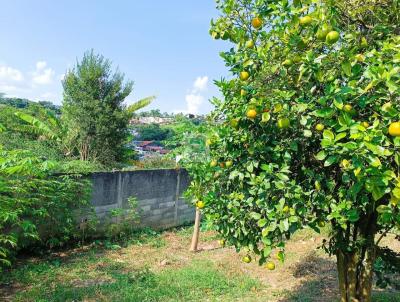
(132, 141), (169, 158)
(137, 141), (158, 150)
(129, 116), (173, 125)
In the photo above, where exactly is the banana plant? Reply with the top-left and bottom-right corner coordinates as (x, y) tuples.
(127, 95), (156, 116)
(14, 109), (63, 141)
(14, 108), (71, 155)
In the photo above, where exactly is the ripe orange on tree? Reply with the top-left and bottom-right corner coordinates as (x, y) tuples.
(196, 201), (205, 209)
(240, 71), (250, 81)
(389, 122), (400, 136)
(251, 17), (262, 29)
(247, 109), (257, 119)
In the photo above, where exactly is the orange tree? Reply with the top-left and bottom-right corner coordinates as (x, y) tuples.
(193, 0), (400, 301)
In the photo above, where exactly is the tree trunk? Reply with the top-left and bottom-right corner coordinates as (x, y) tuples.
(336, 245), (376, 302)
(189, 208), (201, 252)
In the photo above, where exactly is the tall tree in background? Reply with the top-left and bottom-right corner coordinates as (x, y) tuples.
(62, 50), (133, 165)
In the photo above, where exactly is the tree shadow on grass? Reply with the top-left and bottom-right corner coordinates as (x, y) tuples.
(279, 253), (400, 302)
(278, 253), (338, 302)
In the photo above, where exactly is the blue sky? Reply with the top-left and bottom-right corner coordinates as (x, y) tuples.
(0, 1), (230, 114)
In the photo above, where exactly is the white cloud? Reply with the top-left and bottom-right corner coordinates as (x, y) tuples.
(176, 76), (209, 114)
(32, 61), (55, 85)
(0, 65), (24, 82)
(0, 61), (60, 103)
(36, 61), (47, 70)
(193, 76), (208, 92)
(0, 65), (27, 96)
(185, 94), (204, 115)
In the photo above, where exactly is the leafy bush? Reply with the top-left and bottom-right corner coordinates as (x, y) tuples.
(131, 156), (176, 170)
(57, 160), (105, 174)
(103, 196), (140, 241)
(0, 149), (92, 268)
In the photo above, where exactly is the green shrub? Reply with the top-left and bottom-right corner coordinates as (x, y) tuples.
(103, 196), (140, 240)
(0, 149), (92, 268)
(130, 155), (176, 170)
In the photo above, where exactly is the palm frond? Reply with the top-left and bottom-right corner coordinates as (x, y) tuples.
(14, 112), (59, 140)
(127, 96), (155, 115)
(39, 107), (61, 129)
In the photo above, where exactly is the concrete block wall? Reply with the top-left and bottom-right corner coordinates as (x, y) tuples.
(90, 169), (194, 230)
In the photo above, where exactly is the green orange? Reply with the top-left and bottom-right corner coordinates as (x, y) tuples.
(230, 118), (239, 129)
(299, 16), (313, 26)
(326, 31), (340, 44)
(343, 104), (353, 113)
(282, 59), (293, 67)
(245, 40), (255, 48)
(277, 118), (290, 129)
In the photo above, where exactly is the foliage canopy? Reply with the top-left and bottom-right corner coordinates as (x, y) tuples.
(196, 0), (400, 300)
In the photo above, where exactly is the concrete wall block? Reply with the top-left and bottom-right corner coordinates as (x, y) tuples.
(139, 205), (152, 212)
(180, 210), (195, 217)
(177, 216), (195, 225)
(177, 204), (190, 210)
(137, 198), (161, 207)
(150, 207), (175, 217)
(158, 201), (176, 209)
(178, 205), (195, 213)
(88, 169), (192, 231)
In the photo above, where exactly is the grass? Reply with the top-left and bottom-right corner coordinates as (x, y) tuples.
(3, 257), (260, 302)
(29, 262), (256, 301)
(1, 226), (399, 302)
